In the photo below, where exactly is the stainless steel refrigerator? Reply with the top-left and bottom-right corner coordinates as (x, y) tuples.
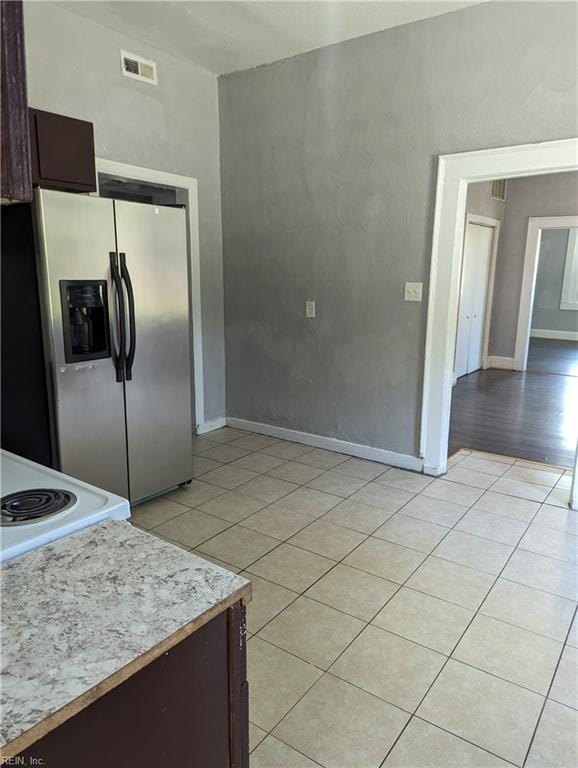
(35, 188), (193, 502)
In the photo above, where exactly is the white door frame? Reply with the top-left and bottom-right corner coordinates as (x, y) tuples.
(94, 158), (204, 428)
(420, 138), (578, 478)
(514, 215), (578, 370)
(570, 446), (578, 509)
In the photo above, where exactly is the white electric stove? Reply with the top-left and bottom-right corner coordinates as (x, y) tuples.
(0, 451), (131, 563)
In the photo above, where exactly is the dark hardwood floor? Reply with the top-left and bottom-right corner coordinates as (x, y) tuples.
(449, 368), (578, 467)
(526, 338), (578, 376)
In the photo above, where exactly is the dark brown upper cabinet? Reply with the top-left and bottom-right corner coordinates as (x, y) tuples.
(1, 0), (32, 204)
(29, 109), (97, 193)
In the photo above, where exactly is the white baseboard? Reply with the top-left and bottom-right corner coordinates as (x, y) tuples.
(530, 329), (578, 341)
(195, 417), (227, 435)
(226, 417), (423, 472)
(486, 356), (517, 370)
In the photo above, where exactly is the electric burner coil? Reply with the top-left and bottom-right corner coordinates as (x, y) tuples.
(1, 489), (77, 525)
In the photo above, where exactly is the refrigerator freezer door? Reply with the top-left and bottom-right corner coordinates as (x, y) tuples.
(114, 200), (193, 502)
(35, 190), (129, 497)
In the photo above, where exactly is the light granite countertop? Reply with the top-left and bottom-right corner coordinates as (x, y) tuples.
(0, 520), (251, 755)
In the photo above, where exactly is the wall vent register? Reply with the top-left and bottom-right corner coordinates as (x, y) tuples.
(120, 50), (158, 85)
(491, 179), (507, 201)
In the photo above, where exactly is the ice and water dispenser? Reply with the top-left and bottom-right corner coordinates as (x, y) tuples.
(59, 281), (111, 363)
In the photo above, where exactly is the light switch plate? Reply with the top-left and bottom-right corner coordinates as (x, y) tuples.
(404, 282), (423, 302)
(305, 300), (316, 318)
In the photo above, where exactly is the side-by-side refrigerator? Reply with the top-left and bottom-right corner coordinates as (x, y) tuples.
(35, 189), (193, 502)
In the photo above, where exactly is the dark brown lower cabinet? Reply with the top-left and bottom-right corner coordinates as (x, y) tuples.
(19, 602), (248, 768)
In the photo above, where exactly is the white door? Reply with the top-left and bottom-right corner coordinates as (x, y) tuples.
(455, 223), (494, 378)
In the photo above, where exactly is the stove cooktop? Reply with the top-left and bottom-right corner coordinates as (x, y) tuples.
(0, 451), (130, 562)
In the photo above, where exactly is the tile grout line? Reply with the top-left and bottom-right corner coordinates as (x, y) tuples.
(410, 715), (520, 767)
(148, 439), (575, 614)
(252, 478), (489, 763)
(186, 450), (415, 578)
(151, 431), (575, 764)
(520, 600), (578, 768)
(151, 481), (577, 579)
(448, 463), (564, 487)
(453, 446), (573, 474)
(143, 445), (576, 606)
(252, 723), (326, 766)
(145, 452), (357, 554)
(238, 456), (425, 748)
(210, 433), (576, 756)
(377, 496), (550, 768)
(254, 627), (554, 768)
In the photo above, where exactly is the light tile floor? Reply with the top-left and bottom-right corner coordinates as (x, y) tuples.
(132, 432), (578, 768)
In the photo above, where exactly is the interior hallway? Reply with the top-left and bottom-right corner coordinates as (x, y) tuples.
(449, 339), (578, 467)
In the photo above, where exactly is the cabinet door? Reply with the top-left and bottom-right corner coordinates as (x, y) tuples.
(18, 609), (233, 767)
(30, 109), (96, 192)
(0, 0), (32, 203)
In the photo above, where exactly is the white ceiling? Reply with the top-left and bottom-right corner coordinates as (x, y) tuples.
(56, 1), (480, 75)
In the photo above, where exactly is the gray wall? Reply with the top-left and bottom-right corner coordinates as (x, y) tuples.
(490, 172), (578, 356)
(466, 182), (505, 224)
(531, 229), (578, 334)
(219, 2), (578, 456)
(23, 1), (226, 422)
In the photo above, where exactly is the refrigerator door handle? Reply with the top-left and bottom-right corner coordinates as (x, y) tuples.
(119, 252), (136, 381)
(109, 251), (126, 383)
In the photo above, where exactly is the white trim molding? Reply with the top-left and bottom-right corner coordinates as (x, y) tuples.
(95, 158), (205, 428)
(420, 138), (578, 476)
(486, 356), (517, 370)
(227, 418), (423, 472)
(196, 417), (228, 435)
(514, 216), (578, 371)
(570, 446), (578, 509)
(560, 228), (578, 310)
(530, 329), (578, 341)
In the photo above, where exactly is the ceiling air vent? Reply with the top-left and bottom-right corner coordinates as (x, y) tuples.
(120, 50), (158, 85)
(491, 179), (507, 201)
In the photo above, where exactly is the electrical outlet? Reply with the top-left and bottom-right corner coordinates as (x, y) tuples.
(305, 300), (316, 319)
(404, 282), (423, 302)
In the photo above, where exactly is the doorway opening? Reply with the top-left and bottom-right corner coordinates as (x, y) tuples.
(449, 185), (578, 470)
(98, 173), (181, 207)
(420, 138), (578, 508)
(514, 216), (578, 375)
(95, 158), (205, 430)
